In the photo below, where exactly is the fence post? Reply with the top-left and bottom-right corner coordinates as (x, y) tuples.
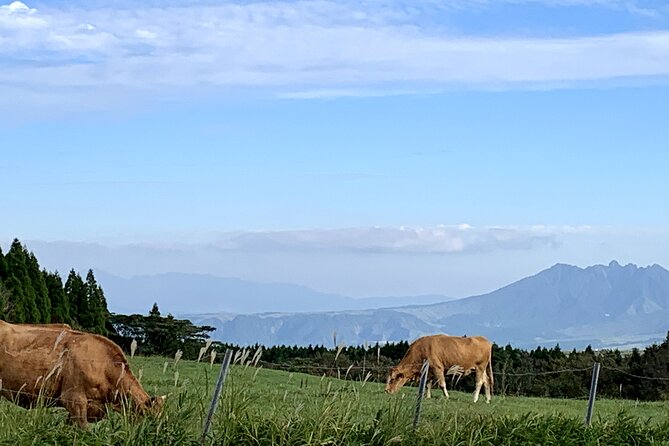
(584, 362), (601, 426)
(412, 360), (430, 430)
(201, 349), (234, 444)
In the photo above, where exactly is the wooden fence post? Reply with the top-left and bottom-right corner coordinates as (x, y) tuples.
(201, 349), (234, 444)
(413, 360), (430, 430)
(584, 362), (601, 426)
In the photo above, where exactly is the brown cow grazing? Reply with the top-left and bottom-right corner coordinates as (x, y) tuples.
(385, 334), (494, 403)
(0, 320), (165, 428)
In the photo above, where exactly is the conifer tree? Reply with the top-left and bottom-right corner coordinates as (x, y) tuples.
(27, 253), (51, 323)
(44, 270), (71, 324)
(0, 280), (9, 320)
(5, 239), (40, 323)
(0, 246), (7, 281)
(0, 246), (6, 319)
(65, 269), (87, 329)
(149, 302), (160, 317)
(85, 269), (109, 334)
(5, 275), (26, 322)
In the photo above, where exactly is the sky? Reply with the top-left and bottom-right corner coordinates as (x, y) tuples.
(1, 0), (669, 303)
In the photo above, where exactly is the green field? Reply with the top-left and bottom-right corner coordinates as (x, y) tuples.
(1, 355), (668, 445)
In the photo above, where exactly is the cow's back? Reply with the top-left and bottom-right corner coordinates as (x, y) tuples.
(431, 335), (491, 369)
(397, 334), (449, 368)
(0, 321), (72, 402)
(399, 334), (491, 370)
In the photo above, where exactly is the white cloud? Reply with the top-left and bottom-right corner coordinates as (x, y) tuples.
(1, 1), (34, 13)
(208, 225), (564, 254)
(0, 0), (46, 29)
(1, 0), (669, 110)
(135, 29), (158, 39)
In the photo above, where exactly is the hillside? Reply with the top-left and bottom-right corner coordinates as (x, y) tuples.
(187, 261), (669, 349)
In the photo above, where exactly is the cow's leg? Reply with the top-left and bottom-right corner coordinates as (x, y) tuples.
(473, 366), (486, 403)
(482, 369), (492, 403)
(87, 400), (107, 422)
(426, 380), (432, 399)
(432, 366), (448, 399)
(63, 393), (89, 428)
(440, 377), (449, 399)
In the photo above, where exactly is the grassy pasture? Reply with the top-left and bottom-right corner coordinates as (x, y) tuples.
(0, 355), (668, 445)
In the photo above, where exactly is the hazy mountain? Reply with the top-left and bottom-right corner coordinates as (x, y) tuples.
(186, 261), (669, 350)
(95, 271), (453, 315)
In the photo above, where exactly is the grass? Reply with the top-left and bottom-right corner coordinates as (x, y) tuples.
(1, 355), (668, 445)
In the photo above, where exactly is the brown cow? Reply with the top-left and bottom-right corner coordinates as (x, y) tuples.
(0, 320), (165, 427)
(385, 334), (494, 403)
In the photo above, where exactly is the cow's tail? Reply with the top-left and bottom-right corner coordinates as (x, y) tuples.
(486, 347), (494, 394)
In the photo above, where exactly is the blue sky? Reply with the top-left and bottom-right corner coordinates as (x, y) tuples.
(1, 0), (669, 303)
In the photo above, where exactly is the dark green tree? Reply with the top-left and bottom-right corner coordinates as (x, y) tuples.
(0, 246), (8, 320)
(109, 304), (215, 358)
(0, 280), (10, 320)
(44, 270), (71, 324)
(149, 302), (160, 317)
(4, 276), (26, 322)
(0, 246), (7, 281)
(84, 269), (109, 334)
(27, 253), (51, 323)
(65, 269), (87, 329)
(4, 239), (40, 323)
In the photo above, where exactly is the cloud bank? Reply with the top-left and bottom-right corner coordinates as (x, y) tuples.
(2, 0), (669, 109)
(12, 224), (667, 299)
(212, 225), (565, 254)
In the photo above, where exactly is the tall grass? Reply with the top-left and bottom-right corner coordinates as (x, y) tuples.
(1, 356), (668, 445)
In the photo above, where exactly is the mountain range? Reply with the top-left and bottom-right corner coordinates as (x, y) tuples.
(179, 261), (669, 350)
(96, 271), (453, 315)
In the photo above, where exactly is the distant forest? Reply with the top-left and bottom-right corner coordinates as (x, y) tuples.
(2, 239), (669, 401)
(241, 337), (669, 401)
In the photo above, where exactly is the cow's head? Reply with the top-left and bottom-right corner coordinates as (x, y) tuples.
(136, 395), (166, 415)
(385, 367), (409, 394)
(149, 395), (167, 413)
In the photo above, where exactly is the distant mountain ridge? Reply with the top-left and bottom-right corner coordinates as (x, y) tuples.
(96, 271), (453, 315)
(186, 261), (669, 350)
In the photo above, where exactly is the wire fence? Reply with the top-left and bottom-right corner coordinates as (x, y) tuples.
(3, 337), (669, 416)
(3, 344), (669, 438)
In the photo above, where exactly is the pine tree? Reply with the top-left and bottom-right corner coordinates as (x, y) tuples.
(0, 246), (7, 281)
(5, 275), (26, 322)
(5, 239), (40, 323)
(44, 270), (71, 324)
(0, 280), (9, 320)
(27, 253), (51, 323)
(85, 270), (109, 334)
(149, 302), (161, 318)
(0, 246), (7, 320)
(65, 269), (87, 329)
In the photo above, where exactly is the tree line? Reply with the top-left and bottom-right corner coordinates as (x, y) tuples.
(229, 337), (669, 401)
(0, 239), (108, 333)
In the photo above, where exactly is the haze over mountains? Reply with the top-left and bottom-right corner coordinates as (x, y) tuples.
(98, 261), (669, 350)
(96, 271), (453, 315)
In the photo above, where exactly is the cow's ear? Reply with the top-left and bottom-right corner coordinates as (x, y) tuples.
(396, 372), (404, 379)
